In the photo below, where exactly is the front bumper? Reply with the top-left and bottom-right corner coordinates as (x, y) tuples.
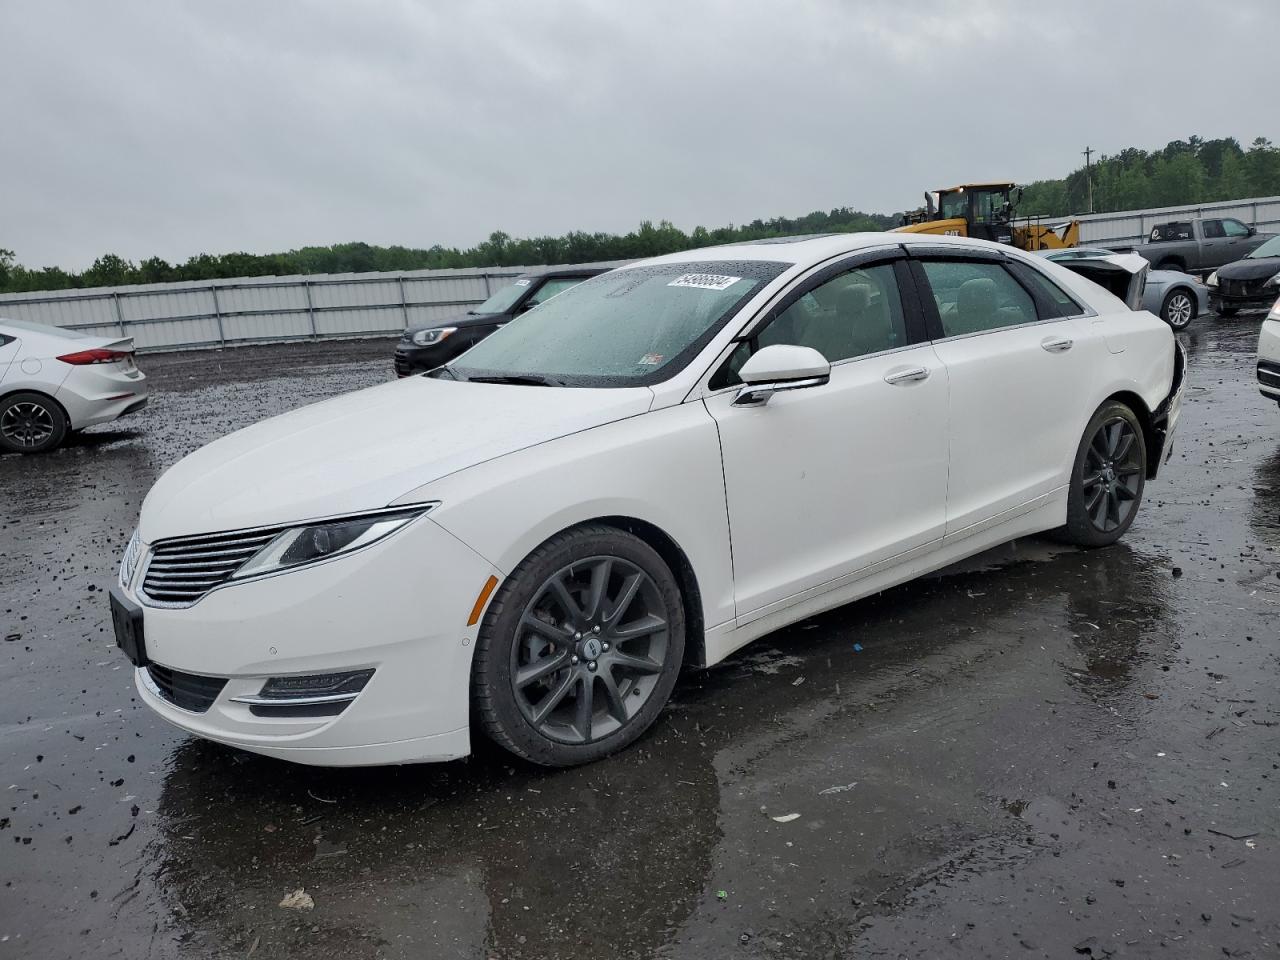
(394, 342), (451, 377)
(121, 516), (500, 765)
(1258, 318), (1280, 402)
(1210, 286), (1276, 312)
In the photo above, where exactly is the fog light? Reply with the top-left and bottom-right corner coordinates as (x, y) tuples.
(257, 669), (374, 700)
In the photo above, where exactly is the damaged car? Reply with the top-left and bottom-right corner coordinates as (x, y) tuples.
(110, 234), (1185, 768)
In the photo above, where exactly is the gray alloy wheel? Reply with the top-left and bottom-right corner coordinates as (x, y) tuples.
(1081, 417), (1144, 532)
(511, 556), (670, 745)
(1055, 401), (1147, 548)
(1161, 289), (1195, 330)
(472, 524), (685, 767)
(0, 392), (67, 454)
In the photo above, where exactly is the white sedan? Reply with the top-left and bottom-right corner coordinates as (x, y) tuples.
(0, 318), (148, 453)
(111, 234), (1185, 767)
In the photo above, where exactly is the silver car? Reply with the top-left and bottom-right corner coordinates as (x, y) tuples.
(1037, 247), (1209, 331)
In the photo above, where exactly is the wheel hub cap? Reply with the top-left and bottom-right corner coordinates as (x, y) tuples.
(579, 636), (603, 661)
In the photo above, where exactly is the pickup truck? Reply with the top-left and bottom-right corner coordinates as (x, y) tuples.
(1119, 217), (1274, 273)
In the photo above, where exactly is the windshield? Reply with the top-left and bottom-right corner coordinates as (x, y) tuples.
(1247, 236), (1280, 259)
(471, 277), (535, 315)
(450, 260), (788, 387)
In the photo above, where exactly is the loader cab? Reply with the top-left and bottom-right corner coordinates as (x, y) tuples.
(935, 183), (1017, 243)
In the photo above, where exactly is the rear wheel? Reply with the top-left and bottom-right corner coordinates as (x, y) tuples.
(1155, 259), (1185, 272)
(472, 525), (685, 767)
(1219, 305), (1239, 317)
(1057, 401), (1147, 548)
(0, 392), (67, 454)
(1160, 289), (1195, 330)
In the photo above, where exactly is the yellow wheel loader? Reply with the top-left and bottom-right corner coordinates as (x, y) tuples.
(892, 182), (1080, 251)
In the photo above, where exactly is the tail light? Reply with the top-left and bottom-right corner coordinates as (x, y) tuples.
(56, 348), (132, 365)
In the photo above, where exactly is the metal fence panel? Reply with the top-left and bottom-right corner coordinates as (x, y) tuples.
(0, 262), (623, 352)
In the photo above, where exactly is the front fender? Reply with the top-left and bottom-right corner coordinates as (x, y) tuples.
(392, 402), (737, 632)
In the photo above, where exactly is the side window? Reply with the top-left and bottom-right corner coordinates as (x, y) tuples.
(1223, 219), (1251, 238)
(1202, 220), (1225, 239)
(1007, 261), (1085, 319)
(710, 263), (908, 389)
(1151, 222), (1193, 242)
(920, 260), (1038, 337)
(526, 277), (584, 307)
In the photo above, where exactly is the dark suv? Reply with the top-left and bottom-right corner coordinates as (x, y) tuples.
(394, 267), (610, 376)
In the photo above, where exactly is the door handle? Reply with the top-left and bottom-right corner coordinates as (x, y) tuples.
(1041, 336), (1073, 353)
(883, 366), (930, 385)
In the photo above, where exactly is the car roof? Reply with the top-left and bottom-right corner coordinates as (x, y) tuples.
(628, 231), (1014, 269)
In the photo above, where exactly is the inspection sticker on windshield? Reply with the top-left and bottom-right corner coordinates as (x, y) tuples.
(512, 279), (531, 286)
(668, 273), (741, 291)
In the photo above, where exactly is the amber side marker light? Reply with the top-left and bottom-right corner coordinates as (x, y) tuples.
(468, 575), (499, 626)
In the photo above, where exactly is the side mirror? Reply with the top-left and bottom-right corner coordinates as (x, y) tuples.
(1248, 225), (1257, 237)
(733, 344), (830, 406)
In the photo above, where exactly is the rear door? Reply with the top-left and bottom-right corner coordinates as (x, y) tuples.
(0, 334), (18, 385)
(908, 249), (1097, 538)
(1199, 219), (1232, 268)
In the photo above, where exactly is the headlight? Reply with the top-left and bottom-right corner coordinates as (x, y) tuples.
(231, 507), (432, 581)
(1206, 271), (1218, 287)
(1266, 272), (1280, 288)
(411, 326), (458, 347)
(120, 529), (141, 587)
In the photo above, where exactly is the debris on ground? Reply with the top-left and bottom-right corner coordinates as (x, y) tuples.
(278, 889), (314, 910)
(771, 813), (801, 823)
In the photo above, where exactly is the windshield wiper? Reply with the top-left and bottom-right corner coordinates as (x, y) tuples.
(465, 373), (564, 387)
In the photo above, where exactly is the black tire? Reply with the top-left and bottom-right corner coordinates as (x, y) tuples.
(1154, 259), (1185, 273)
(1160, 288), (1195, 330)
(0, 391), (68, 454)
(1057, 401), (1147, 548)
(472, 524), (686, 767)
(1219, 306), (1239, 317)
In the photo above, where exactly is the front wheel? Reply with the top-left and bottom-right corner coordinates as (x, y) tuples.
(472, 525), (685, 767)
(1056, 401), (1147, 548)
(0, 392), (68, 454)
(1160, 289), (1195, 330)
(1218, 306), (1239, 318)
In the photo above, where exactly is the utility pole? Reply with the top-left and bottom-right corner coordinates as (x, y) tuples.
(1082, 145), (1094, 214)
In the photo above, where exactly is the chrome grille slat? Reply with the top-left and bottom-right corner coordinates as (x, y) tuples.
(141, 524), (288, 605)
(153, 531), (280, 551)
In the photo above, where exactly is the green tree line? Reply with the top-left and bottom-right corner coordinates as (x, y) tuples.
(4, 134), (1280, 294)
(0, 209), (893, 294)
(1019, 136), (1280, 218)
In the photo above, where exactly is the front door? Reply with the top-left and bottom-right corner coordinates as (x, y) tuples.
(703, 254), (949, 621)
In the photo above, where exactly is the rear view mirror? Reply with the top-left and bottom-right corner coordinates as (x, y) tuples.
(733, 344), (830, 406)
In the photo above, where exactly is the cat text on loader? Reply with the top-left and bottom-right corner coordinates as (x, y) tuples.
(893, 182), (1080, 251)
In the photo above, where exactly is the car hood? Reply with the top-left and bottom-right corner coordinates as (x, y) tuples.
(1218, 256), (1280, 281)
(403, 310), (510, 336)
(139, 376), (654, 542)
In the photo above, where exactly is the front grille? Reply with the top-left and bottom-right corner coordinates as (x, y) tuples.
(141, 526), (283, 605)
(1221, 278), (1264, 298)
(146, 664), (227, 712)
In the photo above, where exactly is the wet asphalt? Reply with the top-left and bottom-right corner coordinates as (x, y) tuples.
(1, 319), (1279, 960)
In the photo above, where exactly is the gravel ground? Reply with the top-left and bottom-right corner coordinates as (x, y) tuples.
(1, 321), (1278, 959)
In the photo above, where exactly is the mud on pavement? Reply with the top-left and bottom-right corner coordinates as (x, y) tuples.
(1, 327), (1278, 959)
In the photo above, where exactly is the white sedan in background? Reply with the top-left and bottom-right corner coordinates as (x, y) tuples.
(111, 233), (1184, 768)
(0, 318), (148, 453)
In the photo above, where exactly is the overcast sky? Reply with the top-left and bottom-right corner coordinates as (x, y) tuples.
(2, 0), (1275, 269)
